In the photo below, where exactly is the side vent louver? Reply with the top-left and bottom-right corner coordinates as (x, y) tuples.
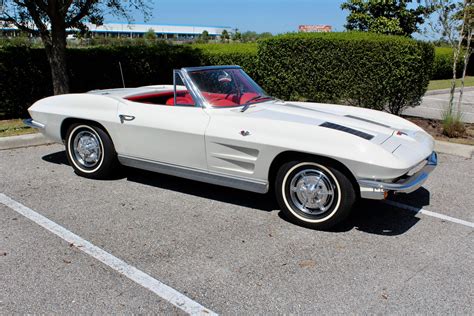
(320, 122), (374, 140)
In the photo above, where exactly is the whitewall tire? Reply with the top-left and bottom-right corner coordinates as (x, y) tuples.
(65, 123), (118, 179)
(275, 160), (356, 230)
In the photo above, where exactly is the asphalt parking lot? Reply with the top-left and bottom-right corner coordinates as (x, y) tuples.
(1, 144), (473, 314)
(403, 90), (474, 123)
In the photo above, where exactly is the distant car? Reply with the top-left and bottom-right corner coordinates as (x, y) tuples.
(25, 66), (437, 229)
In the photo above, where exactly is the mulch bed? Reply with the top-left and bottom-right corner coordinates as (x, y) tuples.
(404, 116), (474, 146)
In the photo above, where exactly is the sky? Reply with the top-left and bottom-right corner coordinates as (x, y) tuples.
(111, 0), (348, 34)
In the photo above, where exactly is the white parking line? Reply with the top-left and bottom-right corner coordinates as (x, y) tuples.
(0, 193), (217, 316)
(385, 200), (474, 229)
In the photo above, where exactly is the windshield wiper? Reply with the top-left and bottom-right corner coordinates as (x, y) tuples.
(241, 95), (272, 112)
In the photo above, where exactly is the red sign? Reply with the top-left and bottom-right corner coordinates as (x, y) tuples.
(298, 25), (332, 33)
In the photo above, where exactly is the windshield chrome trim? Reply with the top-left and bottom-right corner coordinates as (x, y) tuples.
(181, 66), (272, 109)
(183, 65), (242, 72)
(173, 69), (206, 108)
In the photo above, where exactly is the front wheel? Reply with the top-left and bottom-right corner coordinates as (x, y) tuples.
(275, 160), (356, 230)
(65, 123), (118, 179)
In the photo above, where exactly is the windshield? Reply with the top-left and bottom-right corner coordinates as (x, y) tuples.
(187, 68), (272, 108)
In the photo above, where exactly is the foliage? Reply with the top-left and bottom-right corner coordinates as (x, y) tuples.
(257, 32), (434, 114)
(442, 110), (465, 137)
(232, 31), (242, 41)
(0, 43), (256, 119)
(198, 30), (210, 43)
(425, 0), (472, 135)
(425, 0), (464, 45)
(240, 31), (273, 42)
(341, 0), (428, 36)
(0, 0), (151, 94)
(221, 30), (230, 42)
(432, 46), (464, 79)
(0, 34), (436, 119)
(144, 29), (157, 41)
(193, 43), (258, 78)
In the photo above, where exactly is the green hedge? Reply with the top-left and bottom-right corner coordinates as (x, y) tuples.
(0, 35), (434, 118)
(1, 44), (201, 118)
(432, 47), (463, 80)
(258, 32), (434, 114)
(193, 43), (258, 78)
(0, 43), (259, 118)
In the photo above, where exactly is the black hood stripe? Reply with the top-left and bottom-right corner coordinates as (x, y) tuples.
(320, 122), (374, 140)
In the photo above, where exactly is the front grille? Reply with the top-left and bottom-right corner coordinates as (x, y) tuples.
(319, 122), (374, 140)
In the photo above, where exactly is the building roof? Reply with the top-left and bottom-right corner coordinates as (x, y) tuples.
(85, 23), (232, 36)
(1, 22), (233, 36)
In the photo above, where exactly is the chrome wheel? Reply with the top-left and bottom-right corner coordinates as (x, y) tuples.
(72, 130), (102, 168)
(289, 169), (335, 215)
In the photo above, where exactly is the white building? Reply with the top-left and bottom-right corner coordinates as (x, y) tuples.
(85, 23), (231, 39)
(1, 22), (232, 40)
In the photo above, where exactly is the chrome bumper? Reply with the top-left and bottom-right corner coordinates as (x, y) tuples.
(358, 152), (437, 200)
(23, 119), (45, 129)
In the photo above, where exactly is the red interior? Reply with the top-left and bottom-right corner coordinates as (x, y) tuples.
(125, 90), (260, 107)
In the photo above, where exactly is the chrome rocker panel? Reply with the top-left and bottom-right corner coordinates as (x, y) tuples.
(23, 118), (45, 129)
(118, 155), (269, 194)
(358, 152), (438, 200)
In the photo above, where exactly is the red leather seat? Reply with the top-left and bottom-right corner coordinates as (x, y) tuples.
(166, 92), (195, 106)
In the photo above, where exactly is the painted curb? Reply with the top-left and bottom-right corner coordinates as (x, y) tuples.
(425, 86), (474, 96)
(434, 140), (473, 159)
(0, 133), (56, 150)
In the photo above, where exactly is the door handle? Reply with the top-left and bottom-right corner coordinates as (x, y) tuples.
(119, 114), (135, 123)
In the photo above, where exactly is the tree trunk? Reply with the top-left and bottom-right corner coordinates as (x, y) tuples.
(43, 20), (70, 95)
(457, 28), (472, 114)
(448, 0), (469, 116)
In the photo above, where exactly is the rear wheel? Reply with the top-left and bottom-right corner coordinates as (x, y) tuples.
(65, 123), (118, 179)
(275, 160), (355, 230)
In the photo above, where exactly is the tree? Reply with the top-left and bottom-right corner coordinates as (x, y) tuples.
(341, 0), (428, 36)
(220, 29), (230, 43)
(0, 1), (151, 95)
(200, 30), (209, 43)
(258, 32), (273, 40)
(230, 28), (241, 41)
(425, 0), (473, 136)
(241, 31), (257, 42)
(144, 28), (157, 41)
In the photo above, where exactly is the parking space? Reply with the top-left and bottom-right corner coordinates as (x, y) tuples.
(1, 144), (473, 314)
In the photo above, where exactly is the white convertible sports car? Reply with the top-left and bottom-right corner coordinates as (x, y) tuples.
(26, 65), (437, 229)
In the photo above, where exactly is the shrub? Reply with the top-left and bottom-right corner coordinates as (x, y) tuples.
(432, 47), (463, 80)
(0, 42), (259, 119)
(0, 46), (52, 119)
(258, 32), (434, 114)
(193, 43), (258, 78)
(0, 44), (206, 118)
(442, 111), (465, 138)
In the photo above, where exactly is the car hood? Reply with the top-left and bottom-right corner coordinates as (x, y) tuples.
(239, 100), (434, 159)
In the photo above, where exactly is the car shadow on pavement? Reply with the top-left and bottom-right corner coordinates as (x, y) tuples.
(331, 198), (423, 235)
(126, 167), (279, 212)
(127, 166), (429, 236)
(42, 150), (429, 236)
(42, 150), (69, 165)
